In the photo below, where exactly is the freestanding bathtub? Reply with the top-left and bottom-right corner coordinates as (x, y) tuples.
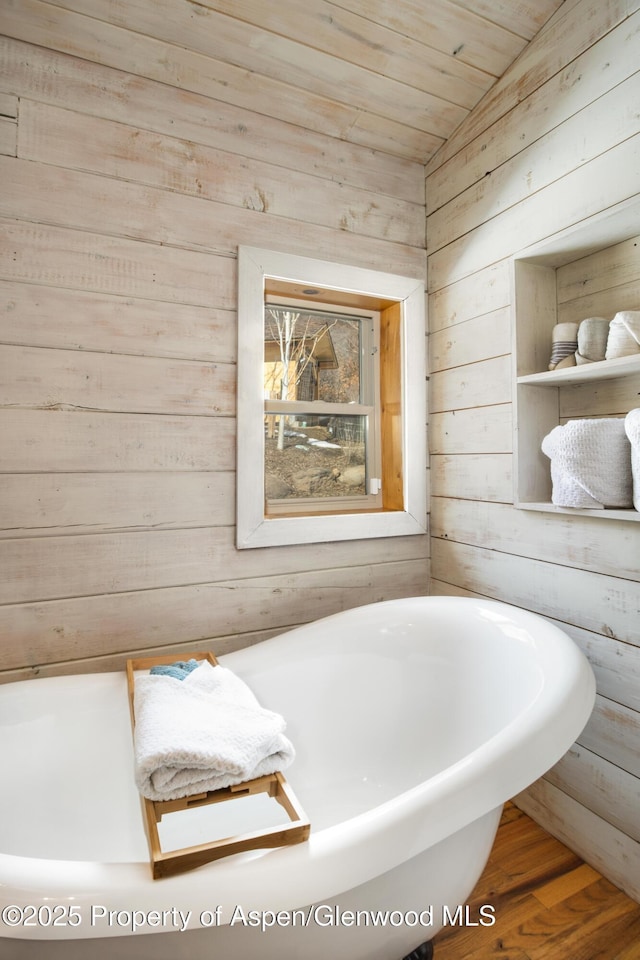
(0, 596), (595, 960)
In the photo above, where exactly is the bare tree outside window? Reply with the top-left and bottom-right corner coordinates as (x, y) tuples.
(263, 304), (369, 503)
(264, 307), (339, 450)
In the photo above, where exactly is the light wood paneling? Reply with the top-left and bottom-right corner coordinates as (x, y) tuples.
(429, 405), (512, 455)
(427, 261), (511, 333)
(1, 0), (565, 164)
(0, 345), (236, 417)
(1, 280), (237, 362)
(565, 625), (640, 713)
(431, 498), (639, 581)
(579, 696), (640, 779)
(429, 307), (511, 373)
(0, 116), (16, 155)
(1, 156), (425, 275)
(556, 235), (640, 304)
(430, 538), (640, 645)
(0, 473), (236, 538)
(546, 745), (640, 842)
(41, 0), (468, 136)
(429, 133), (640, 291)
(1, 0), (433, 688)
(426, 0), (640, 904)
(0, 37), (422, 201)
(0, 528), (430, 606)
(206, 0), (527, 81)
(0, 219), (237, 306)
(428, 68), (640, 253)
(0, 93), (18, 117)
(18, 99), (424, 247)
(430, 355), (511, 413)
(426, 0), (634, 173)
(427, 14), (640, 217)
(430, 454), (512, 503)
(0, 558), (428, 673)
(1, 410), (235, 473)
(0, 626), (282, 684)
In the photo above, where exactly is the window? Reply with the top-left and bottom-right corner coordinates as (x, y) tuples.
(263, 294), (381, 515)
(237, 246), (427, 548)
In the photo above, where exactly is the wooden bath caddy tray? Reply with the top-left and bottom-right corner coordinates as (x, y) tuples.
(126, 651), (310, 880)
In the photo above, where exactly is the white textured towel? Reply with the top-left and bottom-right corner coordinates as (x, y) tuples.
(541, 418), (633, 508)
(605, 311), (640, 359)
(134, 661), (295, 801)
(624, 408), (640, 512)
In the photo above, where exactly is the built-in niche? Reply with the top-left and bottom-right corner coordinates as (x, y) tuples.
(512, 198), (640, 521)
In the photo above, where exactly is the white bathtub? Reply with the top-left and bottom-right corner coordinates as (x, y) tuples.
(0, 597), (595, 960)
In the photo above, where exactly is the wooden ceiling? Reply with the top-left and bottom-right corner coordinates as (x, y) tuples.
(15, 0), (568, 166)
(190, 0), (567, 164)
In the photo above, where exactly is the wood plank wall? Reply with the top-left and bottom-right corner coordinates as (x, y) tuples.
(426, 0), (640, 903)
(0, 15), (429, 680)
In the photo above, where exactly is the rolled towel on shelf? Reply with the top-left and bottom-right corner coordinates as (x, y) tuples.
(133, 660), (295, 802)
(624, 408), (640, 512)
(574, 316), (609, 365)
(605, 311), (640, 359)
(541, 418), (633, 509)
(548, 322), (578, 370)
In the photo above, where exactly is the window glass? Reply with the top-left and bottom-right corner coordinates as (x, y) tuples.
(263, 302), (378, 511)
(264, 412), (369, 503)
(264, 308), (363, 404)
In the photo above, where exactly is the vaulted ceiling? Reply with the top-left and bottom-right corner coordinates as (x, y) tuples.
(10, 0), (568, 166)
(191, 0), (567, 163)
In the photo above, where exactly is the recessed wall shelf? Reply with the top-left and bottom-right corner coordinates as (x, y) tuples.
(511, 198), (640, 522)
(517, 353), (640, 387)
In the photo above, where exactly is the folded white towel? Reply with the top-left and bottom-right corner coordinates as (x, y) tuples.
(605, 311), (640, 359)
(624, 408), (640, 512)
(133, 661), (295, 801)
(541, 418), (633, 508)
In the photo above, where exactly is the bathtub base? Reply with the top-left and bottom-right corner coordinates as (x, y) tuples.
(2, 808), (500, 960)
(402, 939), (433, 960)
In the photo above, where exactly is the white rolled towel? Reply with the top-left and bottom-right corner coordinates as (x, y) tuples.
(605, 311), (640, 359)
(549, 322), (578, 370)
(574, 317), (609, 364)
(134, 661), (295, 801)
(541, 418), (633, 509)
(624, 408), (640, 512)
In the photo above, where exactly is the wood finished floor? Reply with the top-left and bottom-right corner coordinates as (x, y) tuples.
(432, 804), (640, 960)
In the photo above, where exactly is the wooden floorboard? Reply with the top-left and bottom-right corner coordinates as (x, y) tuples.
(432, 804), (640, 960)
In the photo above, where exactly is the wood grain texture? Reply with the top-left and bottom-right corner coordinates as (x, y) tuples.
(426, 0), (640, 906)
(0, 37), (423, 200)
(433, 805), (640, 959)
(0, 0), (433, 679)
(1, 0), (637, 927)
(0, 557), (429, 672)
(1, 0), (564, 164)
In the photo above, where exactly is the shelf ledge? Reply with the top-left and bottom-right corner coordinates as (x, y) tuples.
(518, 353), (640, 386)
(516, 501), (640, 522)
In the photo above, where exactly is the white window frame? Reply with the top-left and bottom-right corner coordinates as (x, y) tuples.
(236, 246), (427, 548)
